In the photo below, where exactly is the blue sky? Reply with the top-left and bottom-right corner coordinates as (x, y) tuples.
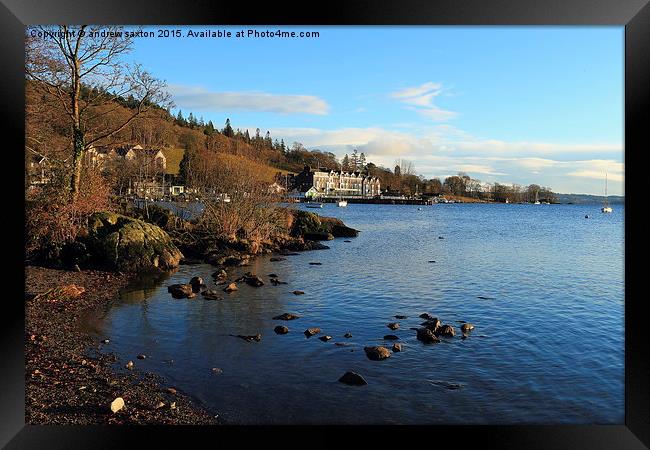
(125, 26), (623, 195)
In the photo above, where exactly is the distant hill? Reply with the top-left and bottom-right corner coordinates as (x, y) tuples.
(555, 193), (625, 205)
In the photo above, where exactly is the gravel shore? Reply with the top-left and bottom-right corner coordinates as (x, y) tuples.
(25, 265), (218, 425)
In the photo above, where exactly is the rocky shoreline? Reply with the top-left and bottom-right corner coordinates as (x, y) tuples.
(25, 266), (218, 424)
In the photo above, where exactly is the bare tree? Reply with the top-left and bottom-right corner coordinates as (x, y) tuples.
(25, 25), (171, 200)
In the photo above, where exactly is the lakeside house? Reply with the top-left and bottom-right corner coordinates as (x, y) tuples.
(291, 165), (381, 198)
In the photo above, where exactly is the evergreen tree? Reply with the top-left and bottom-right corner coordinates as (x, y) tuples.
(244, 129), (251, 144)
(280, 139), (286, 154)
(350, 149), (359, 171)
(223, 118), (234, 138)
(359, 152), (366, 171)
(188, 112), (197, 128)
(176, 110), (185, 126)
(341, 154), (351, 171)
(265, 131), (272, 147)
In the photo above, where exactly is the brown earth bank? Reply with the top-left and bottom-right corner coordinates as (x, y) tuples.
(25, 265), (218, 425)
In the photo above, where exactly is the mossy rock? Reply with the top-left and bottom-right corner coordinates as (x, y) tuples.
(84, 212), (183, 272)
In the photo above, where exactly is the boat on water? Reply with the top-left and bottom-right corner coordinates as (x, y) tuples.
(534, 190), (541, 205)
(601, 173), (613, 213)
(337, 199), (348, 207)
(306, 202), (323, 209)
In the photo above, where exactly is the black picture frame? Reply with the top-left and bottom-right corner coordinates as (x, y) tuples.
(3, 0), (647, 447)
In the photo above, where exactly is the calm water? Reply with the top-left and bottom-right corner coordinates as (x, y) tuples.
(90, 203), (625, 424)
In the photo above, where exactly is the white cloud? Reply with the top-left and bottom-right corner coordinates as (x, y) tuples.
(391, 82), (457, 121)
(169, 84), (329, 115)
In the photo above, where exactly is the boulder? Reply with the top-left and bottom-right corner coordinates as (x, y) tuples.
(271, 278), (287, 285)
(344, 332), (353, 338)
(387, 322), (400, 330)
(364, 346), (391, 361)
(419, 313), (435, 320)
(85, 212), (183, 272)
(319, 335), (332, 342)
(189, 276), (204, 291)
(304, 327), (321, 337)
(416, 327), (441, 344)
(330, 224), (359, 238)
(272, 313), (301, 321)
(168, 284), (194, 299)
(212, 269), (227, 279)
(421, 319), (441, 332)
(392, 343), (402, 352)
(237, 334), (261, 342)
(292, 290), (305, 295)
(274, 325), (289, 335)
(394, 315), (408, 319)
(383, 335), (399, 340)
(338, 371), (368, 386)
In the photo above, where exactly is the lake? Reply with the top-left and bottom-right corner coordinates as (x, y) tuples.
(89, 203), (625, 424)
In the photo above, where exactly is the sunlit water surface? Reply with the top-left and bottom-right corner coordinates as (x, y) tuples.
(89, 203), (624, 424)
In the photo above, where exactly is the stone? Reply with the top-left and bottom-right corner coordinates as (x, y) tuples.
(223, 256), (243, 266)
(383, 335), (399, 340)
(244, 274), (265, 287)
(319, 335), (332, 342)
(344, 240), (352, 243)
(292, 290), (305, 295)
(436, 324), (456, 337)
(268, 273), (278, 278)
(211, 368), (223, 375)
(137, 354), (146, 360)
(416, 328), (441, 344)
(394, 315), (407, 319)
(419, 313), (435, 320)
(189, 276), (204, 291)
(344, 332), (353, 338)
(271, 278), (287, 285)
(421, 318), (441, 332)
(270, 257), (286, 262)
(309, 262), (322, 265)
(338, 371), (368, 386)
(428, 260), (436, 263)
(166, 387), (177, 395)
(392, 343), (402, 352)
(101, 339), (110, 344)
(387, 322), (400, 330)
(364, 346), (391, 361)
(237, 334), (262, 342)
(85, 212), (183, 272)
(272, 313), (301, 321)
(224, 283), (238, 293)
(167, 284), (194, 299)
(438, 236), (444, 239)
(304, 327), (321, 337)
(212, 269), (227, 279)
(274, 325), (289, 335)
(201, 290), (223, 300)
(125, 361), (134, 370)
(110, 397), (125, 413)
(460, 323), (475, 332)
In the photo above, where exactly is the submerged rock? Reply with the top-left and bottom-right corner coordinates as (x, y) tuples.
(344, 332), (353, 338)
(383, 335), (399, 340)
(168, 284), (194, 299)
(268, 273), (278, 278)
(309, 262), (323, 265)
(201, 290), (223, 300)
(416, 328), (441, 344)
(274, 325), (289, 335)
(270, 257), (286, 262)
(421, 319), (441, 332)
(387, 322), (400, 330)
(338, 371), (368, 386)
(392, 343), (402, 352)
(212, 269), (227, 279)
(460, 323), (475, 332)
(304, 327), (321, 337)
(273, 313), (301, 321)
(236, 334), (261, 342)
(394, 315), (408, 319)
(292, 290), (305, 295)
(244, 274), (265, 287)
(189, 276), (204, 291)
(319, 335), (332, 342)
(270, 278), (288, 285)
(419, 313), (435, 321)
(364, 346), (391, 361)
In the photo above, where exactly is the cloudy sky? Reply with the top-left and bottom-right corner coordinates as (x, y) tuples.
(127, 26), (624, 195)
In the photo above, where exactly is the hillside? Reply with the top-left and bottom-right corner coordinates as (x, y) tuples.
(555, 193), (625, 205)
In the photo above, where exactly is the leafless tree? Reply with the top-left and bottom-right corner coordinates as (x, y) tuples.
(25, 25), (171, 200)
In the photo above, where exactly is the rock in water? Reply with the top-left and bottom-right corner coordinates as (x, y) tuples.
(125, 361), (134, 370)
(395, 315), (407, 319)
(212, 269), (227, 279)
(416, 328), (441, 344)
(137, 354), (146, 360)
(419, 313), (435, 320)
(304, 327), (321, 337)
(319, 335), (332, 342)
(338, 371), (368, 386)
(392, 343), (402, 352)
(110, 397), (125, 413)
(202, 290), (223, 300)
(274, 325), (289, 335)
(167, 284), (194, 299)
(344, 332), (353, 338)
(421, 319), (441, 332)
(224, 283), (238, 293)
(85, 212), (183, 272)
(237, 334), (262, 342)
(211, 367), (223, 375)
(436, 324), (456, 337)
(383, 335), (399, 340)
(387, 322), (400, 330)
(309, 262), (322, 265)
(460, 323), (475, 332)
(244, 274), (265, 287)
(189, 276), (204, 291)
(272, 313), (301, 320)
(364, 346), (391, 361)
(292, 290), (305, 295)
(270, 257), (286, 262)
